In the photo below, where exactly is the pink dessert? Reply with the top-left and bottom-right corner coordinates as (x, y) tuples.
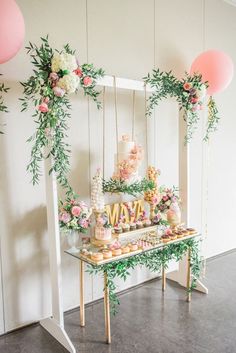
(95, 226), (112, 241)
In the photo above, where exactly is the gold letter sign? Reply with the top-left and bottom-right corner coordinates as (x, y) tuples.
(105, 200), (144, 226)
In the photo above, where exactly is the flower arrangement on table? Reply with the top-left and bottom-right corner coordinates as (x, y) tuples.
(0, 74), (9, 134)
(20, 36), (104, 193)
(156, 186), (180, 213)
(143, 69), (219, 142)
(59, 197), (92, 233)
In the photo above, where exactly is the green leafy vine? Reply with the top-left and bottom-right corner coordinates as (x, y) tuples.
(0, 74), (10, 134)
(143, 69), (219, 142)
(88, 238), (202, 315)
(20, 36), (104, 194)
(103, 177), (155, 197)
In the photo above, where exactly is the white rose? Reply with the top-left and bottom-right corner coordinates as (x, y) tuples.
(196, 84), (207, 100)
(51, 52), (77, 73)
(57, 73), (79, 93)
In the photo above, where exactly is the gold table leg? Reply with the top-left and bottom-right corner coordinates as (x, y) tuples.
(186, 248), (191, 302)
(104, 272), (111, 344)
(80, 260), (85, 327)
(162, 265), (166, 291)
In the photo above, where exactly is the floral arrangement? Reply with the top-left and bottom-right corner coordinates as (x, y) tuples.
(156, 186), (180, 213)
(20, 36), (104, 193)
(113, 142), (143, 182)
(59, 197), (92, 233)
(96, 212), (112, 229)
(144, 69), (219, 142)
(0, 74), (9, 134)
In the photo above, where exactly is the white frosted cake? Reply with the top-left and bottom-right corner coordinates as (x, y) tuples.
(113, 135), (143, 183)
(95, 226), (112, 241)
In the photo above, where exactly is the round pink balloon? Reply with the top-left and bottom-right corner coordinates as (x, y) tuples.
(0, 0), (25, 64)
(190, 50), (234, 95)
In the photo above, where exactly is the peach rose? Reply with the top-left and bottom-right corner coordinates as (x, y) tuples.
(83, 76), (93, 86)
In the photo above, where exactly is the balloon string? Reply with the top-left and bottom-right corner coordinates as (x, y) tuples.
(102, 86), (106, 178)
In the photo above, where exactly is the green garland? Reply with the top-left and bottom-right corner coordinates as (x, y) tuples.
(143, 69), (219, 142)
(88, 238), (202, 315)
(0, 74), (9, 134)
(103, 177), (155, 197)
(20, 36), (104, 194)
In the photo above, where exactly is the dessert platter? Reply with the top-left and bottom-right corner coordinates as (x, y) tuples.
(66, 226), (199, 266)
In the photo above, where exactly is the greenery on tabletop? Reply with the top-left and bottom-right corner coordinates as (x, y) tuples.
(0, 74), (10, 134)
(144, 69), (219, 142)
(20, 36), (104, 193)
(103, 177), (155, 197)
(88, 238), (202, 315)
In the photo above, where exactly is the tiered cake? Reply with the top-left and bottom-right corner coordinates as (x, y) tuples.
(113, 135), (143, 183)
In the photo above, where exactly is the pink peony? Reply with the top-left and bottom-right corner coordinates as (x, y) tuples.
(53, 86), (66, 97)
(38, 102), (49, 113)
(71, 206), (81, 217)
(49, 72), (59, 81)
(59, 212), (71, 223)
(83, 76), (93, 86)
(183, 82), (192, 91)
(165, 228), (172, 236)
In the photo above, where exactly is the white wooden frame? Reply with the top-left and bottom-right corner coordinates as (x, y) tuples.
(40, 75), (207, 352)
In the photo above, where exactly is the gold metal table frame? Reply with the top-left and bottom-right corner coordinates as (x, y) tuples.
(66, 233), (199, 344)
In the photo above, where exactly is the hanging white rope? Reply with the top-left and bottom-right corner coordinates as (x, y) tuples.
(102, 86), (106, 178)
(113, 76), (119, 163)
(132, 90), (136, 140)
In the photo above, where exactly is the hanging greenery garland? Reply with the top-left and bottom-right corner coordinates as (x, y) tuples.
(143, 69), (219, 142)
(88, 238), (202, 315)
(0, 74), (9, 134)
(103, 177), (155, 197)
(20, 36), (104, 193)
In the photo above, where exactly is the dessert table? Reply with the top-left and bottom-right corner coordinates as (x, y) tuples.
(65, 230), (200, 344)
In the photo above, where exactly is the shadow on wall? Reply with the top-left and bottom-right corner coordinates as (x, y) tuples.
(0, 83), (49, 329)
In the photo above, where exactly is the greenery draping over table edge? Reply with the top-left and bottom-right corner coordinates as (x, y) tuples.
(0, 74), (9, 134)
(143, 69), (220, 143)
(102, 177), (155, 196)
(87, 238), (202, 315)
(20, 36), (104, 194)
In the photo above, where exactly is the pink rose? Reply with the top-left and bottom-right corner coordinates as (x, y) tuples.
(53, 86), (65, 97)
(49, 72), (59, 81)
(71, 206), (81, 217)
(183, 82), (192, 91)
(83, 76), (93, 86)
(162, 195), (169, 202)
(38, 102), (49, 113)
(165, 228), (172, 236)
(74, 68), (83, 77)
(44, 97), (50, 104)
(59, 212), (71, 223)
(191, 97), (199, 104)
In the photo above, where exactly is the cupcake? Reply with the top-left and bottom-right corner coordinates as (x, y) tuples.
(130, 222), (137, 231)
(169, 233), (177, 241)
(114, 226), (122, 234)
(136, 221), (143, 229)
(144, 219), (152, 227)
(122, 223), (130, 232)
(175, 231), (184, 239)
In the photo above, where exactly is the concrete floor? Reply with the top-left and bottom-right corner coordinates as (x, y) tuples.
(0, 250), (236, 353)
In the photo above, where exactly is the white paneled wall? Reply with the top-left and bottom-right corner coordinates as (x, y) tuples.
(0, 0), (236, 333)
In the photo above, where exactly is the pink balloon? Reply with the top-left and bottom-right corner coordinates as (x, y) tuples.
(190, 50), (234, 95)
(0, 0), (25, 64)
